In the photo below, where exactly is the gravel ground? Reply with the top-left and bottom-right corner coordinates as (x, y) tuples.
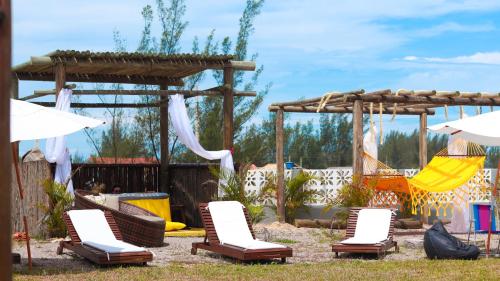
(12, 222), (499, 270)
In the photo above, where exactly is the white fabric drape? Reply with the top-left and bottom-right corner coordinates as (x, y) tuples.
(168, 94), (234, 173)
(45, 89), (74, 194)
(363, 124), (378, 174)
(447, 136), (470, 233)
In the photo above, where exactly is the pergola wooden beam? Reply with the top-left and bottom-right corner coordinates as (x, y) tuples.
(13, 72), (185, 86)
(15, 55), (255, 71)
(20, 88), (256, 101)
(268, 105), (435, 115)
(319, 91), (500, 107)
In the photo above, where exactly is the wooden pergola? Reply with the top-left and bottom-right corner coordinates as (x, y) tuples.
(11, 50), (257, 192)
(269, 89), (500, 222)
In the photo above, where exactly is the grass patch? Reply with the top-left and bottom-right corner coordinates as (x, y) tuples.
(14, 259), (500, 281)
(272, 238), (298, 244)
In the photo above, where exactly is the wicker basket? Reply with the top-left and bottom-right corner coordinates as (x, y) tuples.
(74, 189), (165, 247)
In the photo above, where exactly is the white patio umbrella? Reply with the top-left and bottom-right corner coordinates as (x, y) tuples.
(10, 98), (104, 268)
(428, 110), (500, 146)
(428, 110), (500, 256)
(10, 98), (104, 142)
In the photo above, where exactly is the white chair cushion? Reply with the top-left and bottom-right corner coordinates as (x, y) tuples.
(341, 208), (392, 244)
(67, 209), (146, 253)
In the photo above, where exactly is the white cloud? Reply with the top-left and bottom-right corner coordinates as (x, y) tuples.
(403, 52), (500, 65)
(412, 22), (494, 37)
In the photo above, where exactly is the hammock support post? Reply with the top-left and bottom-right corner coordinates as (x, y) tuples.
(159, 84), (169, 193)
(353, 100), (364, 176)
(275, 109), (286, 223)
(223, 66), (234, 150)
(419, 113), (428, 169)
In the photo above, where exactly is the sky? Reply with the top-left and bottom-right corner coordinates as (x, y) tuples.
(12, 0), (500, 158)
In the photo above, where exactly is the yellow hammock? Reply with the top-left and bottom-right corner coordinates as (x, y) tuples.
(408, 155), (484, 193)
(363, 143), (486, 215)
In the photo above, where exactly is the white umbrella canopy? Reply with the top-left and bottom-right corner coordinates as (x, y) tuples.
(10, 99), (104, 142)
(428, 110), (500, 146)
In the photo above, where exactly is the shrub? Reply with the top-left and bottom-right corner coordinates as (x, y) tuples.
(39, 179), (74, 238)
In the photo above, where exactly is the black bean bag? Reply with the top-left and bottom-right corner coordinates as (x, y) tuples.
(424, 221), (480, 259)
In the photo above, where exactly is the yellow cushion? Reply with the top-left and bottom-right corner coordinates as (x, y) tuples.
(165, 228), (205, 237)
(166, 221), (186, 231)
(125, 198), (186, 231)
(125, 198), (172, 221)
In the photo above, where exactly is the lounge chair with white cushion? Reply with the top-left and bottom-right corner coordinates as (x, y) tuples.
(57, 209), (153, 265)
(332, 207), (399, 258)
(191, 201), (293, 262)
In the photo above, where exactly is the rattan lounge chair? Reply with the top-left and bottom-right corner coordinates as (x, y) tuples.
(57, 210), (153, 265)
(332, 207), (399, 258)
(191, 202), (293, 263)
(75, 189), (165, 247)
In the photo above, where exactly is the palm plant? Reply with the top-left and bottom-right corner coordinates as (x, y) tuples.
(38, 179), (74, 238)
(262, 171), (318, 224)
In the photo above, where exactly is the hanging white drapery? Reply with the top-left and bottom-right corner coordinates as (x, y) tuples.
(168, 94), (234, 173)
(363, 124), (378, 174)
(45, 89), (75, 194)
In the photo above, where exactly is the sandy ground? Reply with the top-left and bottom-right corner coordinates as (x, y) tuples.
(12, 222), (499, 270)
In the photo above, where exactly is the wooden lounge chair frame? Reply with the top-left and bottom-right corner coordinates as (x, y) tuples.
(191, 203), (293, 262)
(57, 211), (153, 265)
(332, 207), (399, 258)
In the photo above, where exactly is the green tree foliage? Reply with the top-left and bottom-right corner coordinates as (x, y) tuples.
(176, 0), (269, 162)
(101, 0), (268, 164)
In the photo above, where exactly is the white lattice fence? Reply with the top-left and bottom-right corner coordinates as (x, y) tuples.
(244, 168), (496, 206)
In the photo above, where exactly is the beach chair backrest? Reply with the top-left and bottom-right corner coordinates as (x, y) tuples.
(207, 201), (254, 245)
(67, 209), (117, 243)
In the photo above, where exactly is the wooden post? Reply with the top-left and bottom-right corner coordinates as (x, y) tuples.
(223, 67), (234, 150)
(0, 0), (12, 279)
(276, 109), (285, 223)
(10, 76), (18, 98)
(54, 63), (65, 98)
(419, 113), (428, 169)
(352, 99), (364, 176)
(159, 85), (169, 193)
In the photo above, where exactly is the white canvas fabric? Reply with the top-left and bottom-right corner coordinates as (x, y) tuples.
(208, 201), (285, 250)
(169, 95), (234, 173)
(67, 210), (146, 254)
(363, 124), (377, 174)
(341, 209), (392, 244)
(10, 98), (104, 142)
(428, 111), (500, 146)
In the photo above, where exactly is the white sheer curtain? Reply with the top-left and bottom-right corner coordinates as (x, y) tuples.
(363, 124), (378, 174)
(168, 94), (234, 173)
(45, 89), (74, 194)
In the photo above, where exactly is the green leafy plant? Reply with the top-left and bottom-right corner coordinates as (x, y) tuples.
(208, 164), (265, 224)
(262, 171), (318, 224)
(323, 175), (375, 229)
(38, 179), (74, 238)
